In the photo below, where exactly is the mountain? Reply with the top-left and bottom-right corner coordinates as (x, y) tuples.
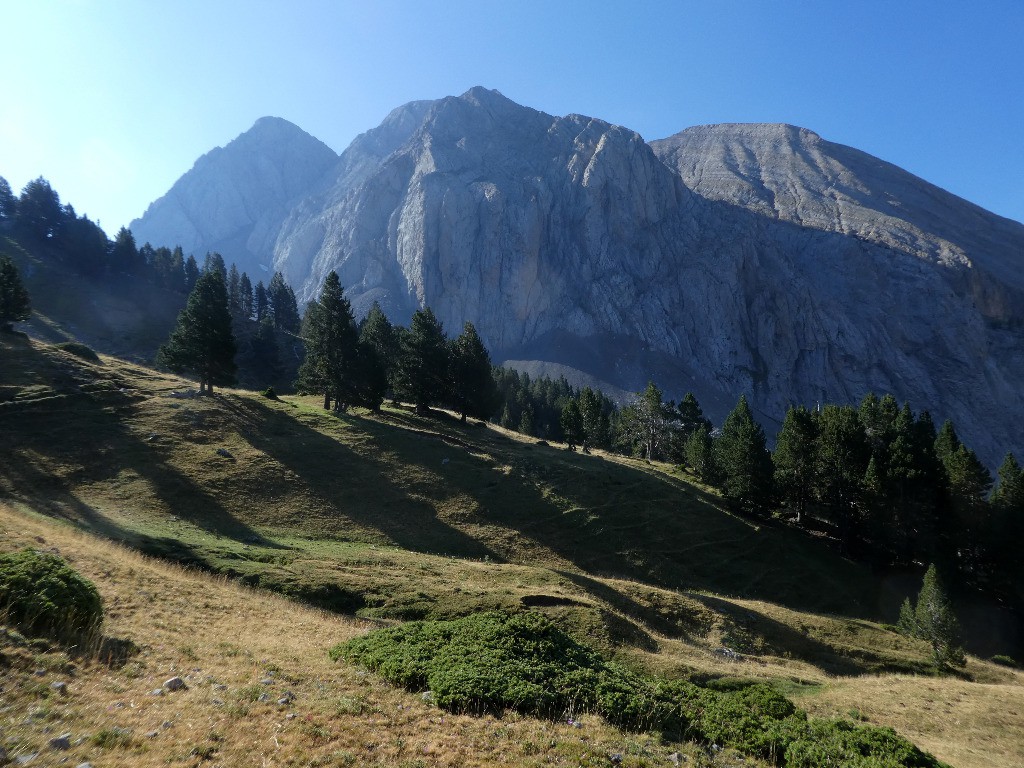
(129, 116), (338, 279)
(130, 88), (1024, 466)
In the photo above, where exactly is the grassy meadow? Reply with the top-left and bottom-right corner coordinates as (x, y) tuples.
(2, 333), (1023, 767)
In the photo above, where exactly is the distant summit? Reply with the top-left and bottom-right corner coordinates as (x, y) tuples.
(130, 88), (1024, 466)
(130, 117), (338, 279)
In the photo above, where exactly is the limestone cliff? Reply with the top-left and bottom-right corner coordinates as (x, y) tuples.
(131, 89), (1024, 466)
(130, 116), (338, 280)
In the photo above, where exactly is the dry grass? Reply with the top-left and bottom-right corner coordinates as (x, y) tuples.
(798, 673), (1024, 768)
(3, 337), (1023, 767)
(0, 503), (750, 768)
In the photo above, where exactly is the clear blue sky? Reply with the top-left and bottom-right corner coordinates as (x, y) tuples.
(2, 1), (1022, 235)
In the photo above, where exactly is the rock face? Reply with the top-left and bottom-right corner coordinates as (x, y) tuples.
(131, 88), (1024, 466)
(130, 117), (338, 279)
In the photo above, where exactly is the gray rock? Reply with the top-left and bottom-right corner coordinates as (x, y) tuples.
(149, 688), (164, 696)
(14, 753), (37, 765)
(48, 734), (71, 751)
(163, 676), (186, 691)
(131, 88), (1024, 468)
(216, 447), (234, 459)
(76, 764), (94, 768)
(130, 117), (339, 280)
(49, 681), (67, 695)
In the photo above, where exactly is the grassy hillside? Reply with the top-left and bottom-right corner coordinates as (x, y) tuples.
(2, 334), (1023, 766)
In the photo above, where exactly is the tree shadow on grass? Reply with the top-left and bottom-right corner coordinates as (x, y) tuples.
(0, 366), (275, 549)
(221, 397), (502, 561)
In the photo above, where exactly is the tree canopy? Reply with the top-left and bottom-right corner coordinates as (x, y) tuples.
(0, 254), (31, 330)
(157, 268), (236, 393)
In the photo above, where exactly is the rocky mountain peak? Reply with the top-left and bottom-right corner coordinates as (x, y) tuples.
(133, 91), (1024, 467)
(130, 116), (338, 279)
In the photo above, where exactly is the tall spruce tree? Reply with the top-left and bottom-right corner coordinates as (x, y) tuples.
(268, 272), (301, 333)
(772, 405), (819, 524)
(560, 398), (584, 449)
(295, 271), (360, 411)
(814, 405), (870, 551)
(184, 254), (200, 292)
(716, 395), (774, 513)
(913, 564), (966, 670)
(0, 176), (16, 227)
(578, 387), (608, 451)
(0, 254), (31, 330)
(448, 321), (497, 421)
(990, 453), (1024, 598)
(936, 421), (992, 574)
(359, 302), (398, 396)
(393, 307), (449, 413)
(684, 424), (721, 485)
(16, 177), (64, 242)
(238, 272), (254, 320)
(157, 268), (236, 394)
(618, 382), (670, 461)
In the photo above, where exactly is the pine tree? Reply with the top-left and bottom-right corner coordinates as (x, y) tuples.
(109, 226), (140, 274)
(684, 424), (721, 484)
(359, 302), (398, 395)
(618, 382), (669, 461)
(0, 254), (31, 330)
(238, 273), (254, 320)
(560, 398), (584, 449)
(0, 176), (16, 227)
(989, 453), (1024, 597)
(912, 564), (966, 670)
(716, 395), (774, 512)
(254, 281), (268, 322)
(203, 252), (227, 281)
(578, 387), (607, 451)
(393, 307), (449, 413)
(227, 264), (242, 316)
(184, 254), (200, 293)
(772, 405), (819, 524)
(448, 321), (497, 421)
(267, 272), (300, 333)
(16, 177), (64, 242)
(815, 405), (870, 551)
(157, 269), (236, 394)
(295, 271), (360, 411)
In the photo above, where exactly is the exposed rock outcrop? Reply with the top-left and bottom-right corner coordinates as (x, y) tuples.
(130, 116), (338, 280)
(130, 89), (1024, 466)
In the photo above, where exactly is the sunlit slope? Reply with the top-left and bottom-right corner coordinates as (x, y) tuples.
(1, 334), (878, 619)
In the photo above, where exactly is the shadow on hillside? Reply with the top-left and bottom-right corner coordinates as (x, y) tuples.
(223, 397), (502, 561)
(239, 400), (881, 618)
(0, 344), (272, 547)
(690, 593), (926, 677)
(556, 570), (705, 644)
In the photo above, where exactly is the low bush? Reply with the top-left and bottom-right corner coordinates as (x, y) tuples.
(333, 612), (606, 716)
(54, 341), (100, 362)
(990, 654), (1019, 669)
(785, 719), (948, 768)
(0, 549), (103, 643)
(332, 611), (949, 767)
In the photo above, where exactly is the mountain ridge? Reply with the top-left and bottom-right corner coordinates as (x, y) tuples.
(128, 88), (1024, 467)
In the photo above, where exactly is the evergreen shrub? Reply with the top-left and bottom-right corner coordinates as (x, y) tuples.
(332, 611), (949, 766)
(0, 548), (102, 643)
